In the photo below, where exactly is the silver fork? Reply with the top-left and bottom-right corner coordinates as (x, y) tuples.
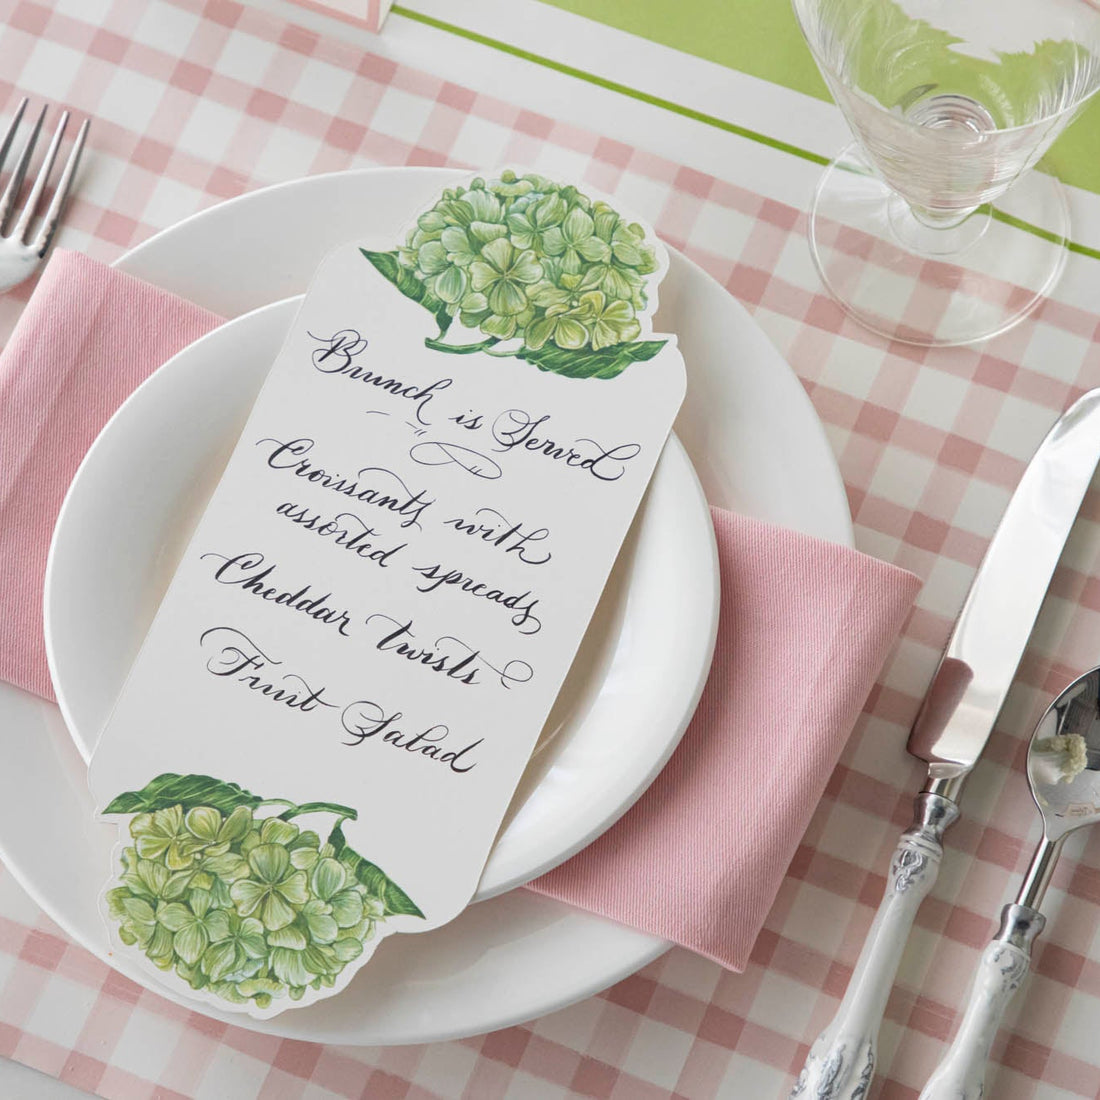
(0, 97), (90, 292)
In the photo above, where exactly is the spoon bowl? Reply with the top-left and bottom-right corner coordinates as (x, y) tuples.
(1027, 667), (1100, 844)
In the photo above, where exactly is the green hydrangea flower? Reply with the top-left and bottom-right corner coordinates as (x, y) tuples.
(385, 170), (662, 367)
(104, 779), (424, 1014)
(131, 806), (204, 870)
(201, 911), (266, 982)
(156, 890), (231, 966)
(230, 845), (309, 931)
(470, 238), (543, 318)
(573, 290), (642, 350)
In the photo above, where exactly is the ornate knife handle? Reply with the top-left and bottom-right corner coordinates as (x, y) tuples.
(919, 904), (1043, 1100)
(789, 792), (960, 1100)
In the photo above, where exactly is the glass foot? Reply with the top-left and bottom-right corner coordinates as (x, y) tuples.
(807, 144), (1069, 347)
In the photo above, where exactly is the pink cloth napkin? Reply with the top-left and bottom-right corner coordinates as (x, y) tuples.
(0, 252), (221, 700)
(530, 507), (920, 968)
(0, 250), (921, 972)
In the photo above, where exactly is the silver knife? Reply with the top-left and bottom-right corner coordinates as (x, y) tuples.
(790, 387), (1100, 1100)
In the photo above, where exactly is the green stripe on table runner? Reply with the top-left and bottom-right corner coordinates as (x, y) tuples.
(390, 5), (1100, 262)
(391, 5), (829, 166)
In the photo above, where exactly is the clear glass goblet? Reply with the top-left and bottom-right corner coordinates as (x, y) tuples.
(791, 0), (1100, 346)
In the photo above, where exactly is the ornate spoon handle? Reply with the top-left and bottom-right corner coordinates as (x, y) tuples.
(790, 793), (959, 1099)
(919, 904), (1044, 1100)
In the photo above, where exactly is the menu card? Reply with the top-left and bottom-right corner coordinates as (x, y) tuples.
(90, 171), (687, 1016)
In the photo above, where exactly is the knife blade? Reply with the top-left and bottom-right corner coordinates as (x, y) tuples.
(790, 387), (1100, 1100)
(908, 390), (1100, 784)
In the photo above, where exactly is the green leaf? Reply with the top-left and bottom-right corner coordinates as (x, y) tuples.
(328, 826), (424, 920)
(283, 801), (358, 822)
(382, 878), (425, 919)
(108, 779), (356, 828)
(360, 249), (452, 336)
(327, 823), (352, 860)
(423, 335), (499, 355)
(515, 338), (667, 380)
(104, 774), (263, 816)
(352, 860), (388, 900)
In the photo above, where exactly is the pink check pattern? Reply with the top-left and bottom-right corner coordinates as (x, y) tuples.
(3, 1), (1100, 1097)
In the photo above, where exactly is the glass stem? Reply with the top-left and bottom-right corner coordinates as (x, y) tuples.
(887, 192), (991, 257)
(908, 204), (979, 231)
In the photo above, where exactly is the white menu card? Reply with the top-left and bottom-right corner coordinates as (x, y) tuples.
(90, 172), (687, 1016)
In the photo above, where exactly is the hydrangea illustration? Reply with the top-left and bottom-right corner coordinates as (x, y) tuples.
(103, 774), (421, 1010)
(362, 170), (668, 380)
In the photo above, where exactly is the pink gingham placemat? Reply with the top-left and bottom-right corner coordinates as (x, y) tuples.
(2, 1), (1100, 1097)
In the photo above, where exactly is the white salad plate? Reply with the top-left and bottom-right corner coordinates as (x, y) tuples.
(0, 168), (853, 1046)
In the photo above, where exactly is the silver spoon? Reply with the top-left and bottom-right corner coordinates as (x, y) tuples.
(921, 667), (1100, 1099)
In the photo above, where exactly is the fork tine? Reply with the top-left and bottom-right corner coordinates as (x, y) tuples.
(0, 103), (45, 233)
(32, 117), (88, 255)
(11, 109), (68, 244)
(0, 98), (28, 178)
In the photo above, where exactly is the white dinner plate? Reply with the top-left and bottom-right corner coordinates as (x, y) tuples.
(45, 296), (720, 901)
(0, 168), (853, 1045)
